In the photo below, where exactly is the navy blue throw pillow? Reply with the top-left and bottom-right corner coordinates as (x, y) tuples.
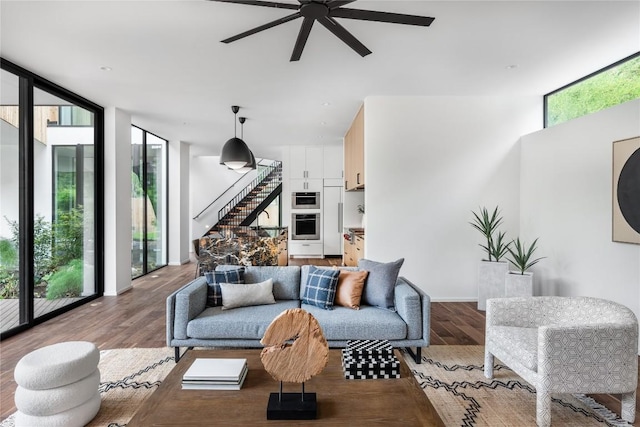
(204, 267), (245, 307)
(302, 266), (340, 310)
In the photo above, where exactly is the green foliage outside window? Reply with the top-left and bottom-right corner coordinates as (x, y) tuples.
(546, 54), (640, 127)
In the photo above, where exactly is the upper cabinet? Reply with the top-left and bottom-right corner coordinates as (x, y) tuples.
(344, 105), (364, 191)
(322, 145), (343, 181)
(290, 146), (323, 180)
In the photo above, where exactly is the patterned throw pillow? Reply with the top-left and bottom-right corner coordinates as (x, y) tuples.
(302, 266), (340, 310)
(204, 267), (245, 307)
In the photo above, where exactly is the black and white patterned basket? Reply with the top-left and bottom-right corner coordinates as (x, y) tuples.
(341, 340), (400, 380)
(343, 339), (394, 358)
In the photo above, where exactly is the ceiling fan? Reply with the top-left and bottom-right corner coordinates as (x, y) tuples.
(209, 0), (435, 61)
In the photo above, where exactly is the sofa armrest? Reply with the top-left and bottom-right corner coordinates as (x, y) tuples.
(538, 323), (638, 393)
(166, 277), (208, 344)
(395, 277), (430, 344)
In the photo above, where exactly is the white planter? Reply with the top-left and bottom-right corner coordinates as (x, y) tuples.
(505, 272), (533, 297)
(477, 260), (509, 311)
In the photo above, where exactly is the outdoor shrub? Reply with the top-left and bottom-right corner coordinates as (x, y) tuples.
(0, 266), (18, 299)
(52, 206), (84, 266)
(46, 259), (83, 300)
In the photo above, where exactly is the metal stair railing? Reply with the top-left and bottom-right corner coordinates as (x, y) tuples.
(216, 160), (282, 231)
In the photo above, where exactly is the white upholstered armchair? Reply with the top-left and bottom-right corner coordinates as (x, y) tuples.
(484, 296), (638, 427)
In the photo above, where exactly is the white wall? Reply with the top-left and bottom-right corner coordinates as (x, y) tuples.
(104, 107), (132, 295)
(168, 140), (191, 265)
(364, 96), (541, 300)
(520, 100), (640, 318)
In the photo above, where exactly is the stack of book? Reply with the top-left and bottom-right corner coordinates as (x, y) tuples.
(181, 358), (248, 390)
(341, 340), (401, 380)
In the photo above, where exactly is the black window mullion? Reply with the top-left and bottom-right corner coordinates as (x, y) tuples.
(18, 75), (34, 326)
(142, 130), (148, 275)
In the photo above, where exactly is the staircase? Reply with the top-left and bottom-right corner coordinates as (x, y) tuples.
(210, 160), (282, 236)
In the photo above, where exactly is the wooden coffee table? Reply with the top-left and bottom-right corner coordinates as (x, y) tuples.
(128, 349), (444, 426)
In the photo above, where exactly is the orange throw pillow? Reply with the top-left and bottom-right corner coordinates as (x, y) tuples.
(334, 270), (369, 310)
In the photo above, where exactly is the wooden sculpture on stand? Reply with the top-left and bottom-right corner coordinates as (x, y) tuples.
(260, 308), (329, 419)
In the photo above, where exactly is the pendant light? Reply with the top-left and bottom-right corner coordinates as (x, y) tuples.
(235, 116), (257, 174)
(220, 105), (252, 169)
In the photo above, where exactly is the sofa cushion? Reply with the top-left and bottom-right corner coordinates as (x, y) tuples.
(489, 326), (538, 371)
(334, 270), (368, 310)
(302, 266), (340, 310)
(187, 301), (299, 339)
(302, 304), (407, 341)
(244, 266), (301, 300)
(220, 279), (276, 310)
(358, 258), (404, 310)
(300, 265), (357, 297)
(205, 267), (245, 307)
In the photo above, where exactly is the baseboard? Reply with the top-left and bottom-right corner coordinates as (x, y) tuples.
(430, 298), (478, 303)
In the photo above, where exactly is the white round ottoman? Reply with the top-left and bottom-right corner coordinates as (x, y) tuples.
(13, 341), (101, 427)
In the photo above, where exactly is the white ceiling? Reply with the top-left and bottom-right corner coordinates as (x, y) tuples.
(1, 0), (638, 158)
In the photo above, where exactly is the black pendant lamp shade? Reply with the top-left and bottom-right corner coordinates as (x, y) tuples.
(235, 116), (257, 174)
(220, 106), (253, 169)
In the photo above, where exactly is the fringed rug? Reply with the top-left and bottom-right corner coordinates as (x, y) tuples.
(402, 345), (632, 427)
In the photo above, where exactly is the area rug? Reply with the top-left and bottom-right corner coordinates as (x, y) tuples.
(0, 347), (176, 427)
(1, 346), (633, 427)
(402, 345), (631, 427)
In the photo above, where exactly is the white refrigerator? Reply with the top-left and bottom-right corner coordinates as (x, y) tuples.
(323, 186), (343, 256)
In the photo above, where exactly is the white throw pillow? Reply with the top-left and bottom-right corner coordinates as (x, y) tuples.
(220, 279), (276, 310)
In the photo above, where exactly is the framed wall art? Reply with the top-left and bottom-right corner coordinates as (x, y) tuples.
(613, 136), (640, 244)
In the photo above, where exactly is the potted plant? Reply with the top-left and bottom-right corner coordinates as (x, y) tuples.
(505, 237), (545, 297)
(470, 206), (510, 310)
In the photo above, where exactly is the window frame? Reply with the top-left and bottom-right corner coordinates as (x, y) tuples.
(544, 51), (640, 128)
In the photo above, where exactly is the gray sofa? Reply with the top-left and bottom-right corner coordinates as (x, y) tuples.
(166, 265), (430, 363)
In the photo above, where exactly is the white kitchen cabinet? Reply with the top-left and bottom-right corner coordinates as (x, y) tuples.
(290, 146), (323, 180)
(323, 145), (343, 180)
(290, 179), (323, 192)
(323, 186), (343, 256)
(288, 241), (323, 257)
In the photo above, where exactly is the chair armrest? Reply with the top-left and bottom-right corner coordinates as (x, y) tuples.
(395, 277), (430, 344)
(538, 323), (638, 393)
(166, 277), (208, 344)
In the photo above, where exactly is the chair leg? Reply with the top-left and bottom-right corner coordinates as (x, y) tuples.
(175, 347), (181, 363)
(484, 350), (494, 379)
(621, 390), (636, 422)
(536, 389), (551, 427)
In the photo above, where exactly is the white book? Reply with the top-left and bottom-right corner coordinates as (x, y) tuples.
(182, 365), (248, 385)
(182, 366), (247, 390)
(183, 358), (247, 381)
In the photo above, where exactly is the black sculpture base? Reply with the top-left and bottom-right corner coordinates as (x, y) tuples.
(267, 392), (317, 420)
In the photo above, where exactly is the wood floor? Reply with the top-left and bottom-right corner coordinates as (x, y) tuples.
(0, 259), (636, 424)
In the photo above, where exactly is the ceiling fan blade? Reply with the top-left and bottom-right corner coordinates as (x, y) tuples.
(290, 17), (315, 61)
(317, 16), (371, 57)
(207, 0), (299, 10)
(330, 8), (435, 26)
(327, 0), (357, 9)
(221, 12), (301, 43)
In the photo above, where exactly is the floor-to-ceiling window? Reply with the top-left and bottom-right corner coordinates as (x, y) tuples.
(0, 59), (103, 339)
(0, 68), (22, 332)
(131, 126), (167, 279)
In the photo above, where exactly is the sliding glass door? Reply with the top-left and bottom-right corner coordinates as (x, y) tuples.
(0, 68), (22, 332)
(0, 59), (103, 339)
(131, 126), (167, 279)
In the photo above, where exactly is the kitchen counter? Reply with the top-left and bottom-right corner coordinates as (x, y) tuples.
(343, 228), (365, 266)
